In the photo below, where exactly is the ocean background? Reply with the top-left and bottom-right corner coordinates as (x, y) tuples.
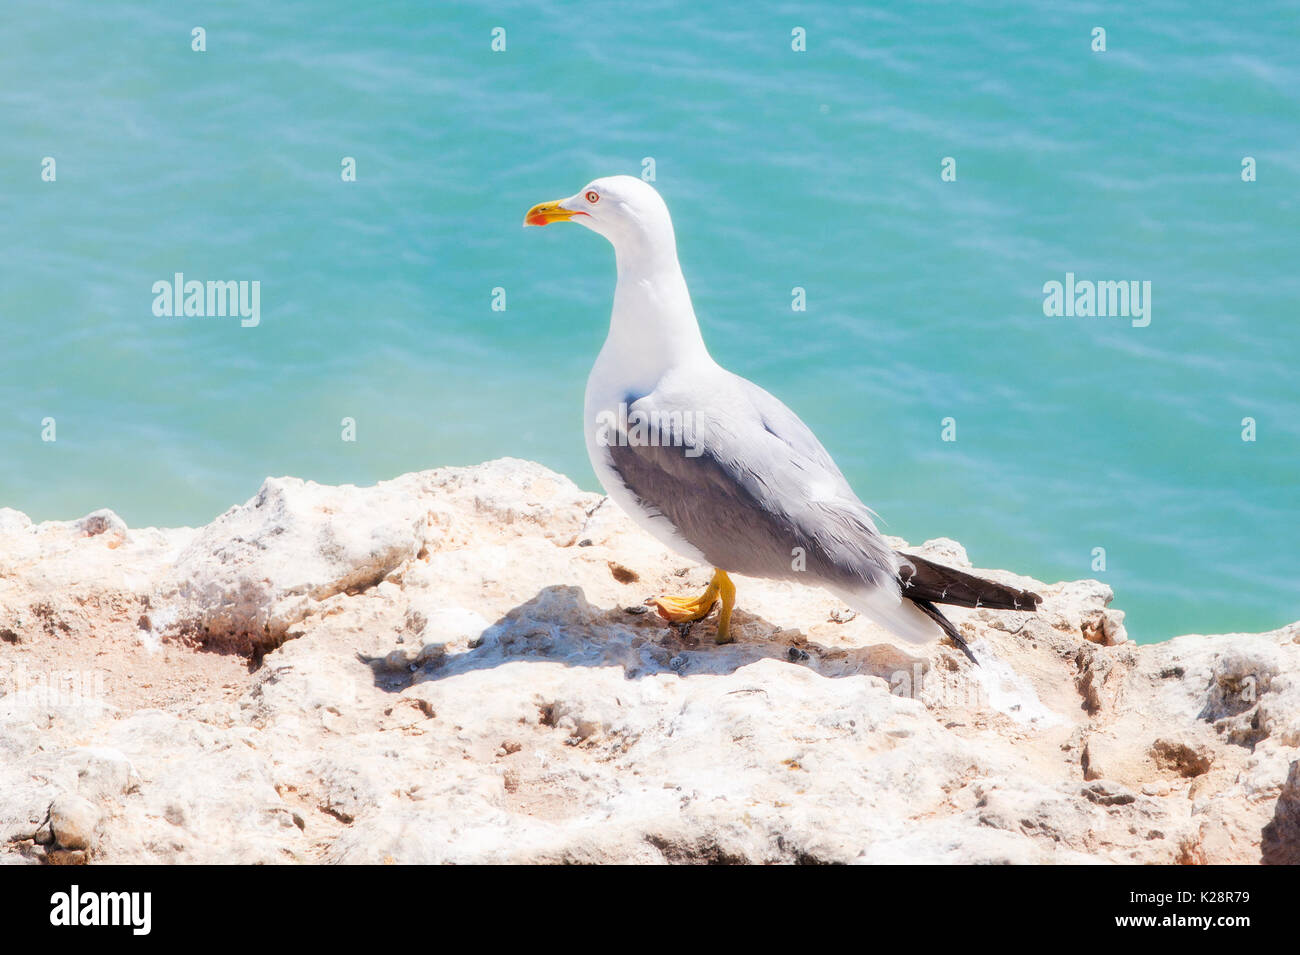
(2, 1), (1296, 643)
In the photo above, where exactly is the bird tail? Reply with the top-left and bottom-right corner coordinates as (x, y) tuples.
(896, 552), (1041, 612)
(895, 552), (1043, 666)
(827, 554), (1041, 667)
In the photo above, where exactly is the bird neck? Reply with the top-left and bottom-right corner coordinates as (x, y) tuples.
(605, 241), (709, 385)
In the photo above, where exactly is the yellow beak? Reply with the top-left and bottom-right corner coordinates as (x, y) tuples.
(523, 199), (585, 227)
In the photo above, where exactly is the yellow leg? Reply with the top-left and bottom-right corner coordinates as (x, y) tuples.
(647, 569), (737, 645)
(714, 570), (736, 644)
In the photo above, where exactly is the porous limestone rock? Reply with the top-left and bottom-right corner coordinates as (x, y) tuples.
(0, 458), (1296, 864)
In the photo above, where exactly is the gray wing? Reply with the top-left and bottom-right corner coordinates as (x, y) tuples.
(604, 373), (899, 590)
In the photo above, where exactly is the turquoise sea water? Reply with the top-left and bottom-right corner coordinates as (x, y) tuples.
(2, 2), (1296, 643)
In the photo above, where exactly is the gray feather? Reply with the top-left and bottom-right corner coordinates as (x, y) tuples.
(602, 372), (899, 592)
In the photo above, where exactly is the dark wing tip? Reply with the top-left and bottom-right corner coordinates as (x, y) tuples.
(910, 597), (980, 666)
(949, 631), (980, 666)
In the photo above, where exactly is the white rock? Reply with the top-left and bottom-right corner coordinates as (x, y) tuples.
(0, 458), (1295, 865)
(75, 509), (128, 547)
(48, 793), (101, 851)
(162, 475), (432, 653)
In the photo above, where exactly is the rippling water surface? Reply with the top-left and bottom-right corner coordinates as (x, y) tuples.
(2, 1), (1297, 642)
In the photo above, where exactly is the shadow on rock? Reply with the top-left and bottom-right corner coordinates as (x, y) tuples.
(1261, 761), (1300, 865)
(358, 584), (929, 693)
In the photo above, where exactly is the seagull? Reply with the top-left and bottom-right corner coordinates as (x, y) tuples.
(524, 176), (1039, 663)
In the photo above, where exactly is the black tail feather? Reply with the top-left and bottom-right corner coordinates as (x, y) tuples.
(911, 598), (980, 666)
(897, 552), (1041, 612)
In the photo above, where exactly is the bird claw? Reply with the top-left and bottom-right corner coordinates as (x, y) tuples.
(645, 593), (718, 624)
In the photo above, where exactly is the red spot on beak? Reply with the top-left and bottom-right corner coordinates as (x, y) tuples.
(523, 201), (591, 227)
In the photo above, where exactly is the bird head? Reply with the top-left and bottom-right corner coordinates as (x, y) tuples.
(524, 175), (675, 254)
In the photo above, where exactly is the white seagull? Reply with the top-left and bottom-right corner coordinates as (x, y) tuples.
(525, 175), (1038, 662)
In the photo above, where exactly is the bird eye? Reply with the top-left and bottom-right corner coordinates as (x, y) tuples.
(585, 191), (600, 203)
